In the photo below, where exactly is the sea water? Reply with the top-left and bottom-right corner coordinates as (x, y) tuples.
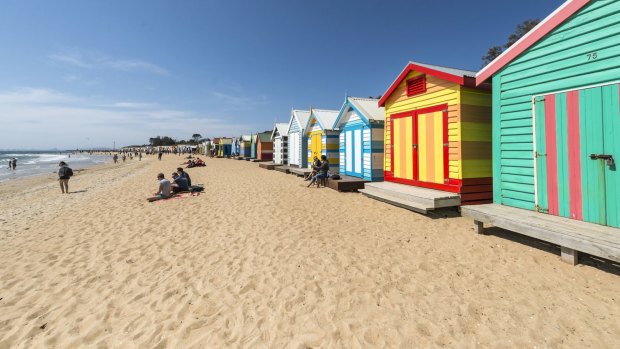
(0, 151), (111, 182)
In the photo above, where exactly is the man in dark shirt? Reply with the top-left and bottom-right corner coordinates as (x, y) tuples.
(307, 155), (329, 188)
(171, 172), (189, 193)
(177, 167), (192, 187)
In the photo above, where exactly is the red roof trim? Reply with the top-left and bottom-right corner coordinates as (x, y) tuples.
(378, 63), (467, 107)
(476, 0), (591, 85)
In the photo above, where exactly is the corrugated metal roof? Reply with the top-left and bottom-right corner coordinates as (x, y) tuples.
(411, 61), (477, 78)
(292, 109), (311, 131)
(311, 109), (339, 130)
(257, 131), (272, 142)
(275, 122), (289, 136)
(348, 97), (384, 121)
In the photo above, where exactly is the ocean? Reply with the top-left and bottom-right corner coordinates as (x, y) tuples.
(0, 151), (111, 182)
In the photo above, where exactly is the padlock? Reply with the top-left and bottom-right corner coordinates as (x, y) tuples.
(607, 157), (615, 166)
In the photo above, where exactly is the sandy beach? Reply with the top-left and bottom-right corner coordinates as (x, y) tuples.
(0, 155), (618, 348)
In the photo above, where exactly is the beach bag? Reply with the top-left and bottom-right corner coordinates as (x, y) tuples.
(59, 167), (73, 178)
(190, 185), (204, 193)
(330, 174), (341, 180)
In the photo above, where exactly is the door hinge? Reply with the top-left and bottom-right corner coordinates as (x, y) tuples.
(535, 151), (546, 158)
(443, 143), (449, 147)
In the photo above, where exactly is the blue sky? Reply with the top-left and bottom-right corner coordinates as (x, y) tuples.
(0, 0), (563, 149)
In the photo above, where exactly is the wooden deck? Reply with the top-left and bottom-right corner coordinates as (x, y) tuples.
(359, 182), (461, 214)
(327, 175), (368, 192)
(461, 204), (620, 265)
(250, 159), (270, 163)
(274, 166), (292, 174)
(258, 163), (282, 170)
(290, 168), (312, 177)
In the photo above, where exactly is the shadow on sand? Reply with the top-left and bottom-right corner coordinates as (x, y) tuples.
(483, 226), (620, 276)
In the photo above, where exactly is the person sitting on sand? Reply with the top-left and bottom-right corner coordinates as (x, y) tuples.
(58, 161), (73, 194)
(186, 160), (195, 168)
(194, 158), (205, 167)
(171, 172), (190, 193)
(177, 167), (192, 186)
(147, 173), (172, 202)
(304, 155), (321, 181)
(307, 155), (329, 188)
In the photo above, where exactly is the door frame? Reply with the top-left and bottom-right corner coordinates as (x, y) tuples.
(343, 125), (364, 177)
(386, 104), (455, 192)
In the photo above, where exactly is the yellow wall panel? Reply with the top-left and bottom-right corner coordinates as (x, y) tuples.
(462, 159), (492, 178)
(418, 115), (428, 182)
(460, 88), (492, 107)
(460, 122), (492, 142)
(433, 111), (444, 184)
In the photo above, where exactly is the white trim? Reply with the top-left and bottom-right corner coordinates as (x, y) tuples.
(532, 96), (539, 211)
(476, 0), (576, 79)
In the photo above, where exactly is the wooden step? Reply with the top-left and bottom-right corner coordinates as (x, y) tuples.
(359, 187), (430, 214)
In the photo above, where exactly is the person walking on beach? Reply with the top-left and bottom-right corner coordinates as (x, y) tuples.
(58, 161), (73, 194)
(10, 158), (16, 170)
(158, 151), (163, 160)
(113, 154), (118, 163)
(147, 173), (172, 202)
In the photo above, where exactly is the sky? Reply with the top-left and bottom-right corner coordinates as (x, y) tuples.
(0, 0), (564, 149)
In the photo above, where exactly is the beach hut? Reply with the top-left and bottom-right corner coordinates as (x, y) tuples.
(287, 110), (311, 168)
(239, 135), (252, 158)
(254, 131), (273, 161)
(230, 137), (240, 156)
(250, 134), (258, 159)
(271, 123), (289, 165)
(211, 137), (220, 156)
(305, 108), (340, 170)
(459, 0), (620, 265)
(369, 61), (493, 207)
(333, 96), (385, 181)
(218, 137), (233, 157)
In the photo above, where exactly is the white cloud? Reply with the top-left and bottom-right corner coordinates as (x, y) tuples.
(211, 91), (268, 107)
(0, 87), (237, 149)
(0, 88), (77, 104)
(49, 51), (169, 76)
(49, 53), (92, 68)
(104, 59), (169, 76)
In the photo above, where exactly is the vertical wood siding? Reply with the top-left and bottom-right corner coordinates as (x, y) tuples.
(338, 109), (384, 181)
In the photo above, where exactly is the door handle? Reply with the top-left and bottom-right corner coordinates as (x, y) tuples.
(590, 154), (615, 166)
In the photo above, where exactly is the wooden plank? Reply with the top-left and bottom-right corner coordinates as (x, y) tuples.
(327, 176), (368, 192)
(461, 204), (620, 264)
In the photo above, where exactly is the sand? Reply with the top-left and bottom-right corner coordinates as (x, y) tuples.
(0, 155), (618, 348)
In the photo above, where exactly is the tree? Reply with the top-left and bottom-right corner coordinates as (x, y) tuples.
(482, 19), (540, 66)
(192, 133), (202, 143)
(148, 136), (176, 146)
